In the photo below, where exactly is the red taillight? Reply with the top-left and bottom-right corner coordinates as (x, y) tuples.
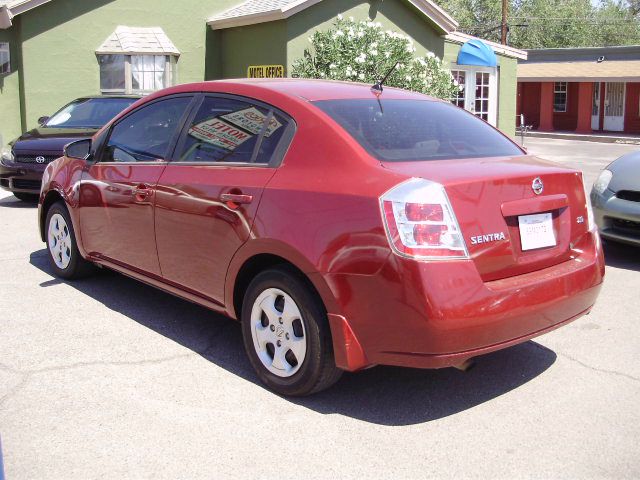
(413, 224), (447, 245)
(380, 178), (469, 260)
(405, 203), (444, 222)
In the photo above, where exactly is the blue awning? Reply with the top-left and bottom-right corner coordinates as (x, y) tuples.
(457, 39), (498, 67)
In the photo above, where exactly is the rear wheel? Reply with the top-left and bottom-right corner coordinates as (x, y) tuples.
(13, 192), (39, 202)
(241, 267), (342, 396)
(45, 202), (94, 279)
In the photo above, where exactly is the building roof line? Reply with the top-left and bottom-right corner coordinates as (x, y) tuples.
(445, 31), (528, 60)
(0, 0), (52, 29)
(207, 0), (459, 33)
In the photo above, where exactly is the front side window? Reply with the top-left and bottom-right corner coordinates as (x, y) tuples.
(176, 96), (288, 164)
(554, 82), (568, 113)
(314, 99), (523, 162)
(0, 42), (9, 75)
(45, 97), (138, 129)
(101, 97), (192, 163)
(98, 54), (177, 95)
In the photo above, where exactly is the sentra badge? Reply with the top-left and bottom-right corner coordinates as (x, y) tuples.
(470, 232), (507, 245)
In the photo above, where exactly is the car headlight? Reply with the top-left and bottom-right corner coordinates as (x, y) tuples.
(1, 144), (14, 162)
(593, 169), (613, 195)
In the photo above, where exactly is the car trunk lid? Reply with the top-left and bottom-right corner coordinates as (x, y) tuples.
(382, 155), (590, 281)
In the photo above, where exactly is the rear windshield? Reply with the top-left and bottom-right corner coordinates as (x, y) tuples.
(314, 99), (523, 162)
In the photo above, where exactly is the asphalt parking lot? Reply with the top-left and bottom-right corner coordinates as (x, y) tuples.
(1, 138), (639, 479)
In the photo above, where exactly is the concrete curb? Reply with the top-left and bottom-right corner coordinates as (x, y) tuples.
(516, 131), (640, 145)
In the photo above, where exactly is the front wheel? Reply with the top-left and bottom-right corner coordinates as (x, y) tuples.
(241, 267), (342, 396)
(45, 201), (94, 279)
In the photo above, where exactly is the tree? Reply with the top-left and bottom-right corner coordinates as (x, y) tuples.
(436, 0), (640, 48)
(291, 16), (460, 100)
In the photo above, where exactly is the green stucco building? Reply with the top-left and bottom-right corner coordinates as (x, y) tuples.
(0, 0), (526, 146)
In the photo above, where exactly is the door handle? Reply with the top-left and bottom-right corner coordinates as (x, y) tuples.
(220, 192), (253, 206)
(132, 184), (153, 200)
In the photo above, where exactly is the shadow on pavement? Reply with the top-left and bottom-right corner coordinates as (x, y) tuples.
(603, 240), (640, 272)
(0, 195), (37, 209)
(30, 249), (557, 426)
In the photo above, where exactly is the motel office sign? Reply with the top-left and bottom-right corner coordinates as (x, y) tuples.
(248, 65), (285, 78)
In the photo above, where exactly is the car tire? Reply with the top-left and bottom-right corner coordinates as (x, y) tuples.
(241, 266), (342, 396)
(45, 201), (94, 279)
(13, 192), (39, 202)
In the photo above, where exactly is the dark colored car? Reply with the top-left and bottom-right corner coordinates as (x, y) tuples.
(591, 152), (640, 246)
(0, 95), (139, 201)
(38, 80), (604, 396)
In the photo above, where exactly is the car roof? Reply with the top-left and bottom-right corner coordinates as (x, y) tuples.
(158, 79), (436, 103)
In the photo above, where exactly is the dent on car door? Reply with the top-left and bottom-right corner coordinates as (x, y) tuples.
(154, 95), (294, 304)
(78, 95), (195, 275)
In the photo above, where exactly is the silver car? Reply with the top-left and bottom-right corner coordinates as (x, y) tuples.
(591, 152), (640, 246)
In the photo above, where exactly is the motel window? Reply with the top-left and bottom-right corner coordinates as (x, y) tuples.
(98, 54), (177, 95)
(450, 71), (466, 108)
(554, 82), (568, 113)
(0, 42), (10, 75)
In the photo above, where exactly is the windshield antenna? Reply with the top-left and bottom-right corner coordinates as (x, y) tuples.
(371, 62), (399, 95)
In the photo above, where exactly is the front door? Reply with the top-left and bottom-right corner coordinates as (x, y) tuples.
(79, 95), (194, 275)
(154, 95), (292, 304)
(592, 82), (601, 131)
(451, 67), (498, 126)
(603, 82), (626, 132)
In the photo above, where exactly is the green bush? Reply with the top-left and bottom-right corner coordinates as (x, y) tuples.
(291, 15), (460, 100)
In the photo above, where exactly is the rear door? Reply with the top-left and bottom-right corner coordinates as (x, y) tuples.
(154, 94), (294, 304)
(79, 95), (195, 276)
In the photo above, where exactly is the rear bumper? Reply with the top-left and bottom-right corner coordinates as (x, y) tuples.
(0, 159), (45, 194)
(326, 231), (604, 371)
(592, 188), (640, 247)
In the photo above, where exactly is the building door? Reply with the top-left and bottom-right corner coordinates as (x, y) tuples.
(592, 82), (601, 131)
(451, 67), (498, 126)
(604, 82), (626, 132)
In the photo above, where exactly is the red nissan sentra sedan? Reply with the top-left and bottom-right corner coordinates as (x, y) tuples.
(38, 79), (604, 396)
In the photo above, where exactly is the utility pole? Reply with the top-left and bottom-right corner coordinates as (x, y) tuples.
(501, 0), (508, 45)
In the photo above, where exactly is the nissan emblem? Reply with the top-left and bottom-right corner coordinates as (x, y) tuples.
(532, 177), (544, 195)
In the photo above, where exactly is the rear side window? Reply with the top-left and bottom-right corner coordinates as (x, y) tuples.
(314, 99), (523, 162)
(101, 97), (192, 163)
(175, 96), (288, 164)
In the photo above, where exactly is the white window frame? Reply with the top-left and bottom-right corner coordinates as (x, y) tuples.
(98, 54), (178, 95)
(0, 42), (10, 75)
(449, 64), (499, 127)
(554, 82), (568, 113)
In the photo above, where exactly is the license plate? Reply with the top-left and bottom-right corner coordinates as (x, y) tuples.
(518, 213), (556, 251)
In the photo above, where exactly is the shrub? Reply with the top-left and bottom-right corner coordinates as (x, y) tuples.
(291, 15), (460, 100)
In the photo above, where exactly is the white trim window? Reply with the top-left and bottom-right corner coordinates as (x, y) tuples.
(554, 82), (568, 113)
(99, 54), (177, 95)
(96, 26), (180, 95)
(0, 42), (10, 75)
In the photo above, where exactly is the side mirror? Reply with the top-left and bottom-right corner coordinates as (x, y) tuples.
(38, 116), (50, 126)
(64, 139), (92, 160)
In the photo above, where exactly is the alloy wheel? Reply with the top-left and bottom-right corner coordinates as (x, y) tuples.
(48, 213), (72, 269)
(250, 288), (307, 378)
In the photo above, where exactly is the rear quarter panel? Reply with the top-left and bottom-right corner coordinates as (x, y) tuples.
(223, 98), (403, 317)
